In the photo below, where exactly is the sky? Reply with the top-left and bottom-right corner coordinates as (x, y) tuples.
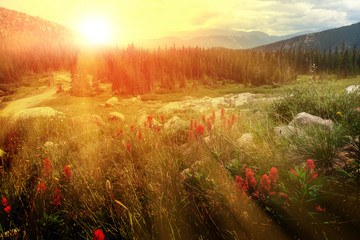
(1, 0), (360, 43)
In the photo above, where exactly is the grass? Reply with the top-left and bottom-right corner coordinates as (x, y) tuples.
(0, 73), (360, 239)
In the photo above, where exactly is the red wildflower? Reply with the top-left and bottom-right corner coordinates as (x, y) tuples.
(2, 198), (7, 207)
(190, 119), (194, 130)
(161, 115), (165, 123)
(188, 130), (194, 142)
(117, 129), (123, 136)
(307, 159), (315, 173)
(157, 127), (161, 132)
(316, 205), (326, 211)
(236, 176), (243, 185)
(260, 174), (271, 192)
(4, 206), (11, 214)
(64, 166), (71, 180)
(202, 114), (206, 124)
(51, 189), (62, 207)
(42, 158), (52, 177)
(252, 191), (260, 199)
(138, 131), (142, 140)
(290, 169), (297, 177)
(269, 167), (278, 183)
(221, 107), (225, 119)
(127, 144), (131, 151)
(206, 118), (212, 131)
(130, 125), (134, 131)
(37, 183), (46, 193)
(231, 113), (236, 126)
(93, 229), (105, 240)
(211, 109), (216, 123)
(147, 115), (153, 128)
(245, 168), (257, 190)
(195, 124), (205, 135)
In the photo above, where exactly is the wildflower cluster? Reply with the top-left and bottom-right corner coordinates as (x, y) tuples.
(2, 197), (11, 214)
(234, 167), (278, 202)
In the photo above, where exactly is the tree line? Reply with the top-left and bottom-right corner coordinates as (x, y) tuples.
(1, 37), (360, 95)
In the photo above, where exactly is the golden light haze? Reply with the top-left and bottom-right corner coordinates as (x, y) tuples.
(1, 0), (359, 44)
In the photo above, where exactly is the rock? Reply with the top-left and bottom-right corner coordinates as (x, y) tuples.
(345, 85), (360, 94)
(108, 112), (125, 121)
(0, 149), (5, 158)
(105, 97), (118, 107)
(137, 113), (160, 127)
(236, 133), (254, 148)
(43, 141), (58, 148)
(131, 97), (137, 102)
(229, 93), (255, 107)
(136, 95), (142, 101)
(203, 136), (211, 144)
(70, 114), (105, 127)
(12, 107), (63, 121)
(274, 126), (297, 138)
(289, 112), (333, 130)
(164, 116), (187, 131)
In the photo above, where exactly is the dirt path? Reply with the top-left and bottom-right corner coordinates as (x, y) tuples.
(0, 72), (71, 117)
(0, 89), (57, 117)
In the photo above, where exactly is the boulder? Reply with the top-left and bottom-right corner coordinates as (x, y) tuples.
(108, 112), (125, 121)
(164, 116), (187, 131)
(137, 113), (160, 127)
(12, 107), (63, 121)
(70, 114), (105, 127)
(345, 85), (360, 94)
(236, 133), (254, 148)
(289, 112), (333, 130)
(274, 125), (297, 138)
(105, 97), (119, 107)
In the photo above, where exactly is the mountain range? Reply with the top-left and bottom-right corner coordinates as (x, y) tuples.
(255, 22), (360, 51)
(132, 29), (309, 49)
(1, 7), (360, 52)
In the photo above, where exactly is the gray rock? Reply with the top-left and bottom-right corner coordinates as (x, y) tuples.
(289, 112), (333, 130)
(236, 133), (254, 148)
(108, 112), (125, 121)
(105, 97), (119, 107)
(345, 85), (360, 94)
(274, 125), (297, 138)
(12, 107), (63, 121)
(164, 116), (186, 131)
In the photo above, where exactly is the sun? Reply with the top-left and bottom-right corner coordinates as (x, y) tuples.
(80, 17), (111, 45)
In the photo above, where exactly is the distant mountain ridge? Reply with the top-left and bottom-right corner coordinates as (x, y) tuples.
(255, 22), (360, 51)
(133, 29), (309, 49)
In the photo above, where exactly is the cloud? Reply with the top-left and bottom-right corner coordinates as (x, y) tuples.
(1, 0), (359, 39)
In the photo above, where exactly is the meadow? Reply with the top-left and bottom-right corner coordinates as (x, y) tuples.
(1, 73), (360, 239)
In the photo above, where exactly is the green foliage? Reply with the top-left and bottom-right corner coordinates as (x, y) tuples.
(270, 83), (360, 123)
(288, 126), (345, 169)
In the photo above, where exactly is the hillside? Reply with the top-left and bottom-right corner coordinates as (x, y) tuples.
(256, 22), (360, 51)
(0, 7), (80, 83)
(0, 7), (79, 42)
